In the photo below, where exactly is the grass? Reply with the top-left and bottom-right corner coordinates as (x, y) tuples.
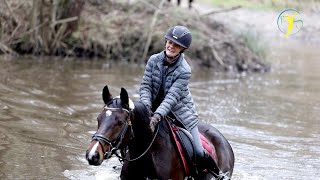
(198, 0), (320, 11)
(237, 30), (269, 60)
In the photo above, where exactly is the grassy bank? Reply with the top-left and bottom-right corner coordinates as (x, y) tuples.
(0, 0), (270, 73)
(199, 0), (320, 11)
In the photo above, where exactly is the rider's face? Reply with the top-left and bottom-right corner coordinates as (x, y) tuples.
(165, 40), (184, 58)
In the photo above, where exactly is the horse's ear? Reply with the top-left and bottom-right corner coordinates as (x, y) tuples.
(102, 85), (112, 104)
(120, 88), (129, 109)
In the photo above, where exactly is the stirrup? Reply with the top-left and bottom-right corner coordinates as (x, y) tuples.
(203, 151), (220, 174)
(216, 171), (231, 180)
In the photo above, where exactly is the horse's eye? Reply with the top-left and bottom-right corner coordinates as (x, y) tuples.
(115, 117), (124, 126)
(117, 120), (124, 126)
(97, 117), (101, 127)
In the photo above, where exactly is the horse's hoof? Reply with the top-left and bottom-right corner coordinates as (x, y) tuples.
(184, 176), (194, 180)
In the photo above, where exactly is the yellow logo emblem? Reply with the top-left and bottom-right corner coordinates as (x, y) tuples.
(277, 9), (303, 38)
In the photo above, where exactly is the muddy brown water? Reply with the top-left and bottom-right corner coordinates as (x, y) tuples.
(0, 39), (319, 179)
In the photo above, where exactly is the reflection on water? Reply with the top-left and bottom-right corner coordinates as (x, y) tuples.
(0, 40), (319, 179)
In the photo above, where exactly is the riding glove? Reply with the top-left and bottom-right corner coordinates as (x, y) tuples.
(150, 113), (161, 132)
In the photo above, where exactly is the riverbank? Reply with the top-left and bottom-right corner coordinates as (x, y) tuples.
(0, 0), (269, 73)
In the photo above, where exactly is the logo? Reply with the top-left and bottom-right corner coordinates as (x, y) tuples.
(277, 9), (303, 37)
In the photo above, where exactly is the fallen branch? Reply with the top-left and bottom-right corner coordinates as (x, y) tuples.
(51, 16), (78, 27)
(16, 20), (49, 40)
(9, 20), (49, 45)
(7, 23), (22, 43)
(51, 23), (67, 51)
(209, 40), (225, 66)
(201, 5), (241, 16)
(0, 42), (18, 55)
(211, 47), (224, 66)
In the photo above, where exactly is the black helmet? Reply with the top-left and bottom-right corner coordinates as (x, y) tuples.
(164, 26), (192, 49)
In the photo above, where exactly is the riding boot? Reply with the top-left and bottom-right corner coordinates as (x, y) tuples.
(197, 151), (220, 178)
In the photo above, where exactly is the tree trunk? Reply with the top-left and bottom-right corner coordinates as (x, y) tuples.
(26, 0), (85, 55)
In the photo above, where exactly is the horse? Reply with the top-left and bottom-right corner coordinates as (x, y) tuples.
(86, 85), (235, 179)
(168, 0), (194, 9)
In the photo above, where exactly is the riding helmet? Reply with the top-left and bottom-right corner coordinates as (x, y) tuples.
(164, 26), (192, 49)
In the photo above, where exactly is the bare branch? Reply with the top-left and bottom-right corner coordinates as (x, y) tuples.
(51, 16), (79, 27)
(0, 42), (18, 55)
(15, 20), (49, 41)
(3, 0), (18, 24)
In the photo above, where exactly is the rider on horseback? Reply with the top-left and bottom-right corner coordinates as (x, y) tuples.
(140, 25), (221, 176)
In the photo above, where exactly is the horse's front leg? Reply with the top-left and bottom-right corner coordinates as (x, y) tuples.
(151, 140), (185, 179)
(120, 160), (145, 180)
(120, 158), (157, 179)
(120, 160), (129, 180)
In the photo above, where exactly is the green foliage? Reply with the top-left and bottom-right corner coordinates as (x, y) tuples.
(237, 30), (269, 60)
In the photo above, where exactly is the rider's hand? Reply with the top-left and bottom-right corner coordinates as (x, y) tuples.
(150, 113), (161, 132)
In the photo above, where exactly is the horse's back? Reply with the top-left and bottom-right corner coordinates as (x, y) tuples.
(198, 121), (235, 176)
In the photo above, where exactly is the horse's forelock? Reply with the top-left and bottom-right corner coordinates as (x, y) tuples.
(107, 98), (120, 108)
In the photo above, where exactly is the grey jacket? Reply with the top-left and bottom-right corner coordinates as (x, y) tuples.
(140, 51), (198, 130)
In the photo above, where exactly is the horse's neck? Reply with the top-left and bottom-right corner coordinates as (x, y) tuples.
(126, 121), (183, 179)
(130, 124), (153, 150)
(129, 103), (165, 157)
(128, 115), (153, 156)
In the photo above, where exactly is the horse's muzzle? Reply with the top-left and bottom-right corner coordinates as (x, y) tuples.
(86, 150), (102, 166)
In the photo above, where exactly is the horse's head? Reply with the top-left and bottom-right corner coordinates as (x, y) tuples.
(86, 85), (134, 166)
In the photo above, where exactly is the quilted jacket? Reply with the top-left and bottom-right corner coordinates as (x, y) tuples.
(140, 51), (198, 130)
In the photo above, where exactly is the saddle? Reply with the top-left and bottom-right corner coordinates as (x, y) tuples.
(165, 117), (217, 176)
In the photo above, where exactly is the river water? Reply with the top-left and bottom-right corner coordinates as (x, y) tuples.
(0, 39), (319, 179)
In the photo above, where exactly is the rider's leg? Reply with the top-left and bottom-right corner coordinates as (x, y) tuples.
(190, 126), (204, 158)
(190, 126), (220, 176)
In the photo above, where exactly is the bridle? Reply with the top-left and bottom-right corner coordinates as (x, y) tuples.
(91, 106), (131, 159)
(90, 102), (159, 162)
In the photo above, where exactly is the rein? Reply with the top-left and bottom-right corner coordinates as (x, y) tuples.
(115, 123), (159, 162)
(91, 106), (159, 162)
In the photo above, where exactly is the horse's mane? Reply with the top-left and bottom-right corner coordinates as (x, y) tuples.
(109, 98), (150, 125)
(133, 101), (168, 138)
(133, 101), (151, 125)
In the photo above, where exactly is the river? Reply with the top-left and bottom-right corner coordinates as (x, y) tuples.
(0, 38), (319, 179)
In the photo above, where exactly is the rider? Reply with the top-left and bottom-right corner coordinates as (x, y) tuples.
(140, 25), (220, 176)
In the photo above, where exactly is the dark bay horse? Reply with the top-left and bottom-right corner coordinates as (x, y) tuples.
(86, 85), (234, 179)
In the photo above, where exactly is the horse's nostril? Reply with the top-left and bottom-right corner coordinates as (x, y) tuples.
(94, 152), (100, 160)
(87, 151), (101, 165)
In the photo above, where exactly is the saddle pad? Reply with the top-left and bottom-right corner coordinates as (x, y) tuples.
(167, 121), (217, 176)
(170, 125), (190, 175)
(200, 134), (217, 161)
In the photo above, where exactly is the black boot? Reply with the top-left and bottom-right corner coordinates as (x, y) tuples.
(197, 151), (220, 178)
